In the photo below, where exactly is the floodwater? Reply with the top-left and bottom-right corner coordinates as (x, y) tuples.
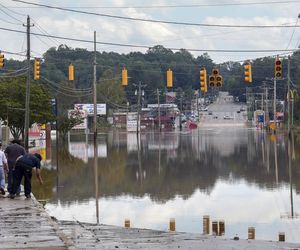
(32, 128), (300, 243)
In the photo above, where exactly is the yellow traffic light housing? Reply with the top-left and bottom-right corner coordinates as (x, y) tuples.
(275, 58), (282, 79)
(0, 52), (4, 68)
(34, 59), (40, 80)
(68, 63), (74, 81)
(200, 68), (207, 92)
(167, 68), (173, 88)
(244, 62), (252, 83)
(121, 67), (128, 86)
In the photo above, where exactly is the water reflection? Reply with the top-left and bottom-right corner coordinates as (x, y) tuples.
(33, 128), (300, 242)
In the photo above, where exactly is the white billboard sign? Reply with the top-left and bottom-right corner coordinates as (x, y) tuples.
(74, 103), (106, 115)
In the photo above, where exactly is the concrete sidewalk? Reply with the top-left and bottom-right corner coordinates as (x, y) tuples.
(1, 193), (300, 249)
(0, 193), (69, 249)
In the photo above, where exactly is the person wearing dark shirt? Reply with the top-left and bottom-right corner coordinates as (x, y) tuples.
(10, 153), (43, 199)
(4, 139), (26, 194)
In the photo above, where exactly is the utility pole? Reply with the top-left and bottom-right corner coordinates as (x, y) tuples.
(93, 31), (99, 224)
(273, 77), (277, 132)
(137, 81), (141, 134)
(157, 88), (161, 131)
(196, 90), (199, 121)
(287, 55), (291, 136)
(265, 86), (269, 127)
(179, 90), (183, 131)
(93, 31), (97, 144)
(24, 15), (33, 151)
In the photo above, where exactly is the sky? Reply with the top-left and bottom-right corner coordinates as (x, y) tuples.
(1, 0), (300, 63)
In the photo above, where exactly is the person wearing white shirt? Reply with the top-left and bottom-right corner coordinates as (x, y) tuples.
(0, 142), (8, 195)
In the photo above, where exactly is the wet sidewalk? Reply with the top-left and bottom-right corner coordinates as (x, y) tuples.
(0, 193), (69, 249)
(1, 194), (300, 249)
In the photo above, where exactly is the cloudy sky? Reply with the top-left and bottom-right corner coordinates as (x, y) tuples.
(1, 0), (300, 63)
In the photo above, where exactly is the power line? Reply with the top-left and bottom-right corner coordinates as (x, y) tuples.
(0, 49), (26, 56)
(41, 76), (92, 93)
(0, 26), (298, 53)
(0, 3), (26, 16)
(11, 0), (300, 28)
(6, 1), (300, 9)
(0, 3), (23, 23)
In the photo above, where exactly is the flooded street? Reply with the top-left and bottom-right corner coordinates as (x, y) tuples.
(33, 128), (300, 243)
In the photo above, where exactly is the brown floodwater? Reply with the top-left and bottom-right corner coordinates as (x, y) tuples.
(31, 128), (300, 242)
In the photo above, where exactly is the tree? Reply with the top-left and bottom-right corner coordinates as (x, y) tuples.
(57, 109), (85, 141)
(0, 76), (54, 139)
(97, 69), (126, 109)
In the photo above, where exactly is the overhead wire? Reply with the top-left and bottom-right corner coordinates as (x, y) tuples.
(0, 2), (26, 16)
(0, 26), (297, 53)
(43, 80), (93, 97)
(0, 3), (23, 23)
(285, 17), (299, 50)
(11, 0), (300, 29)
(6, 0), (300, 9)
(41, 76), (92, 93)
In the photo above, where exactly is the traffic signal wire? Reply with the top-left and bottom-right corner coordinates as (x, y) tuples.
(11, 0), (300, 29)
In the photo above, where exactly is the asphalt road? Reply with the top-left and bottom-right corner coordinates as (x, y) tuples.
(199, 92), (247, 127)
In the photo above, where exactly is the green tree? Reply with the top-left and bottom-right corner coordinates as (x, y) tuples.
(0, 76), (54, 139)
(57, 109), (85, 141)
(97, 69), (126, 109)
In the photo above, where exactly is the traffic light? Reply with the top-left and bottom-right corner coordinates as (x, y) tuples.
(200, 68), (207, 92)
(244, 62), (252, 83)
(68, 63), (74, 81)
(33, 59), (40, 80)
(121, 67), (128, 86)
(216, 75), (223, 87)
(212, 69), (219, 76)
(209, 75), (215, 87)
(275, 58), (282, 79)
(209, 68), (222, 87)
(0, 52), (4, 68)
(167, 68), (173, 88)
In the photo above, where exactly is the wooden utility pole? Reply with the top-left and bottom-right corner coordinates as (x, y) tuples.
(157, 88), (161, 131)
(137, 81), (141, 134)
(24, 16), (33, 151)
(179, 90), (183, 131)
(93, 31), (97, 143)
(287, 56), (291, 136)
(93, 31), (99, 224)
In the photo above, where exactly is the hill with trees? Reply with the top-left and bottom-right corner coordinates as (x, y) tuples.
(2, 45), (300, 123)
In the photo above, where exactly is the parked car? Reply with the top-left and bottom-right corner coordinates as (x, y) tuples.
(223, 115), (233, 120)
(208, 111), (213, 115)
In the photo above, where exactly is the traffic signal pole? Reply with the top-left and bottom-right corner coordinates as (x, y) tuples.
(24, 16), (33, 151)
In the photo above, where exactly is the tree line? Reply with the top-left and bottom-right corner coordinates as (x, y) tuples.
(1, 44), (300, 138)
